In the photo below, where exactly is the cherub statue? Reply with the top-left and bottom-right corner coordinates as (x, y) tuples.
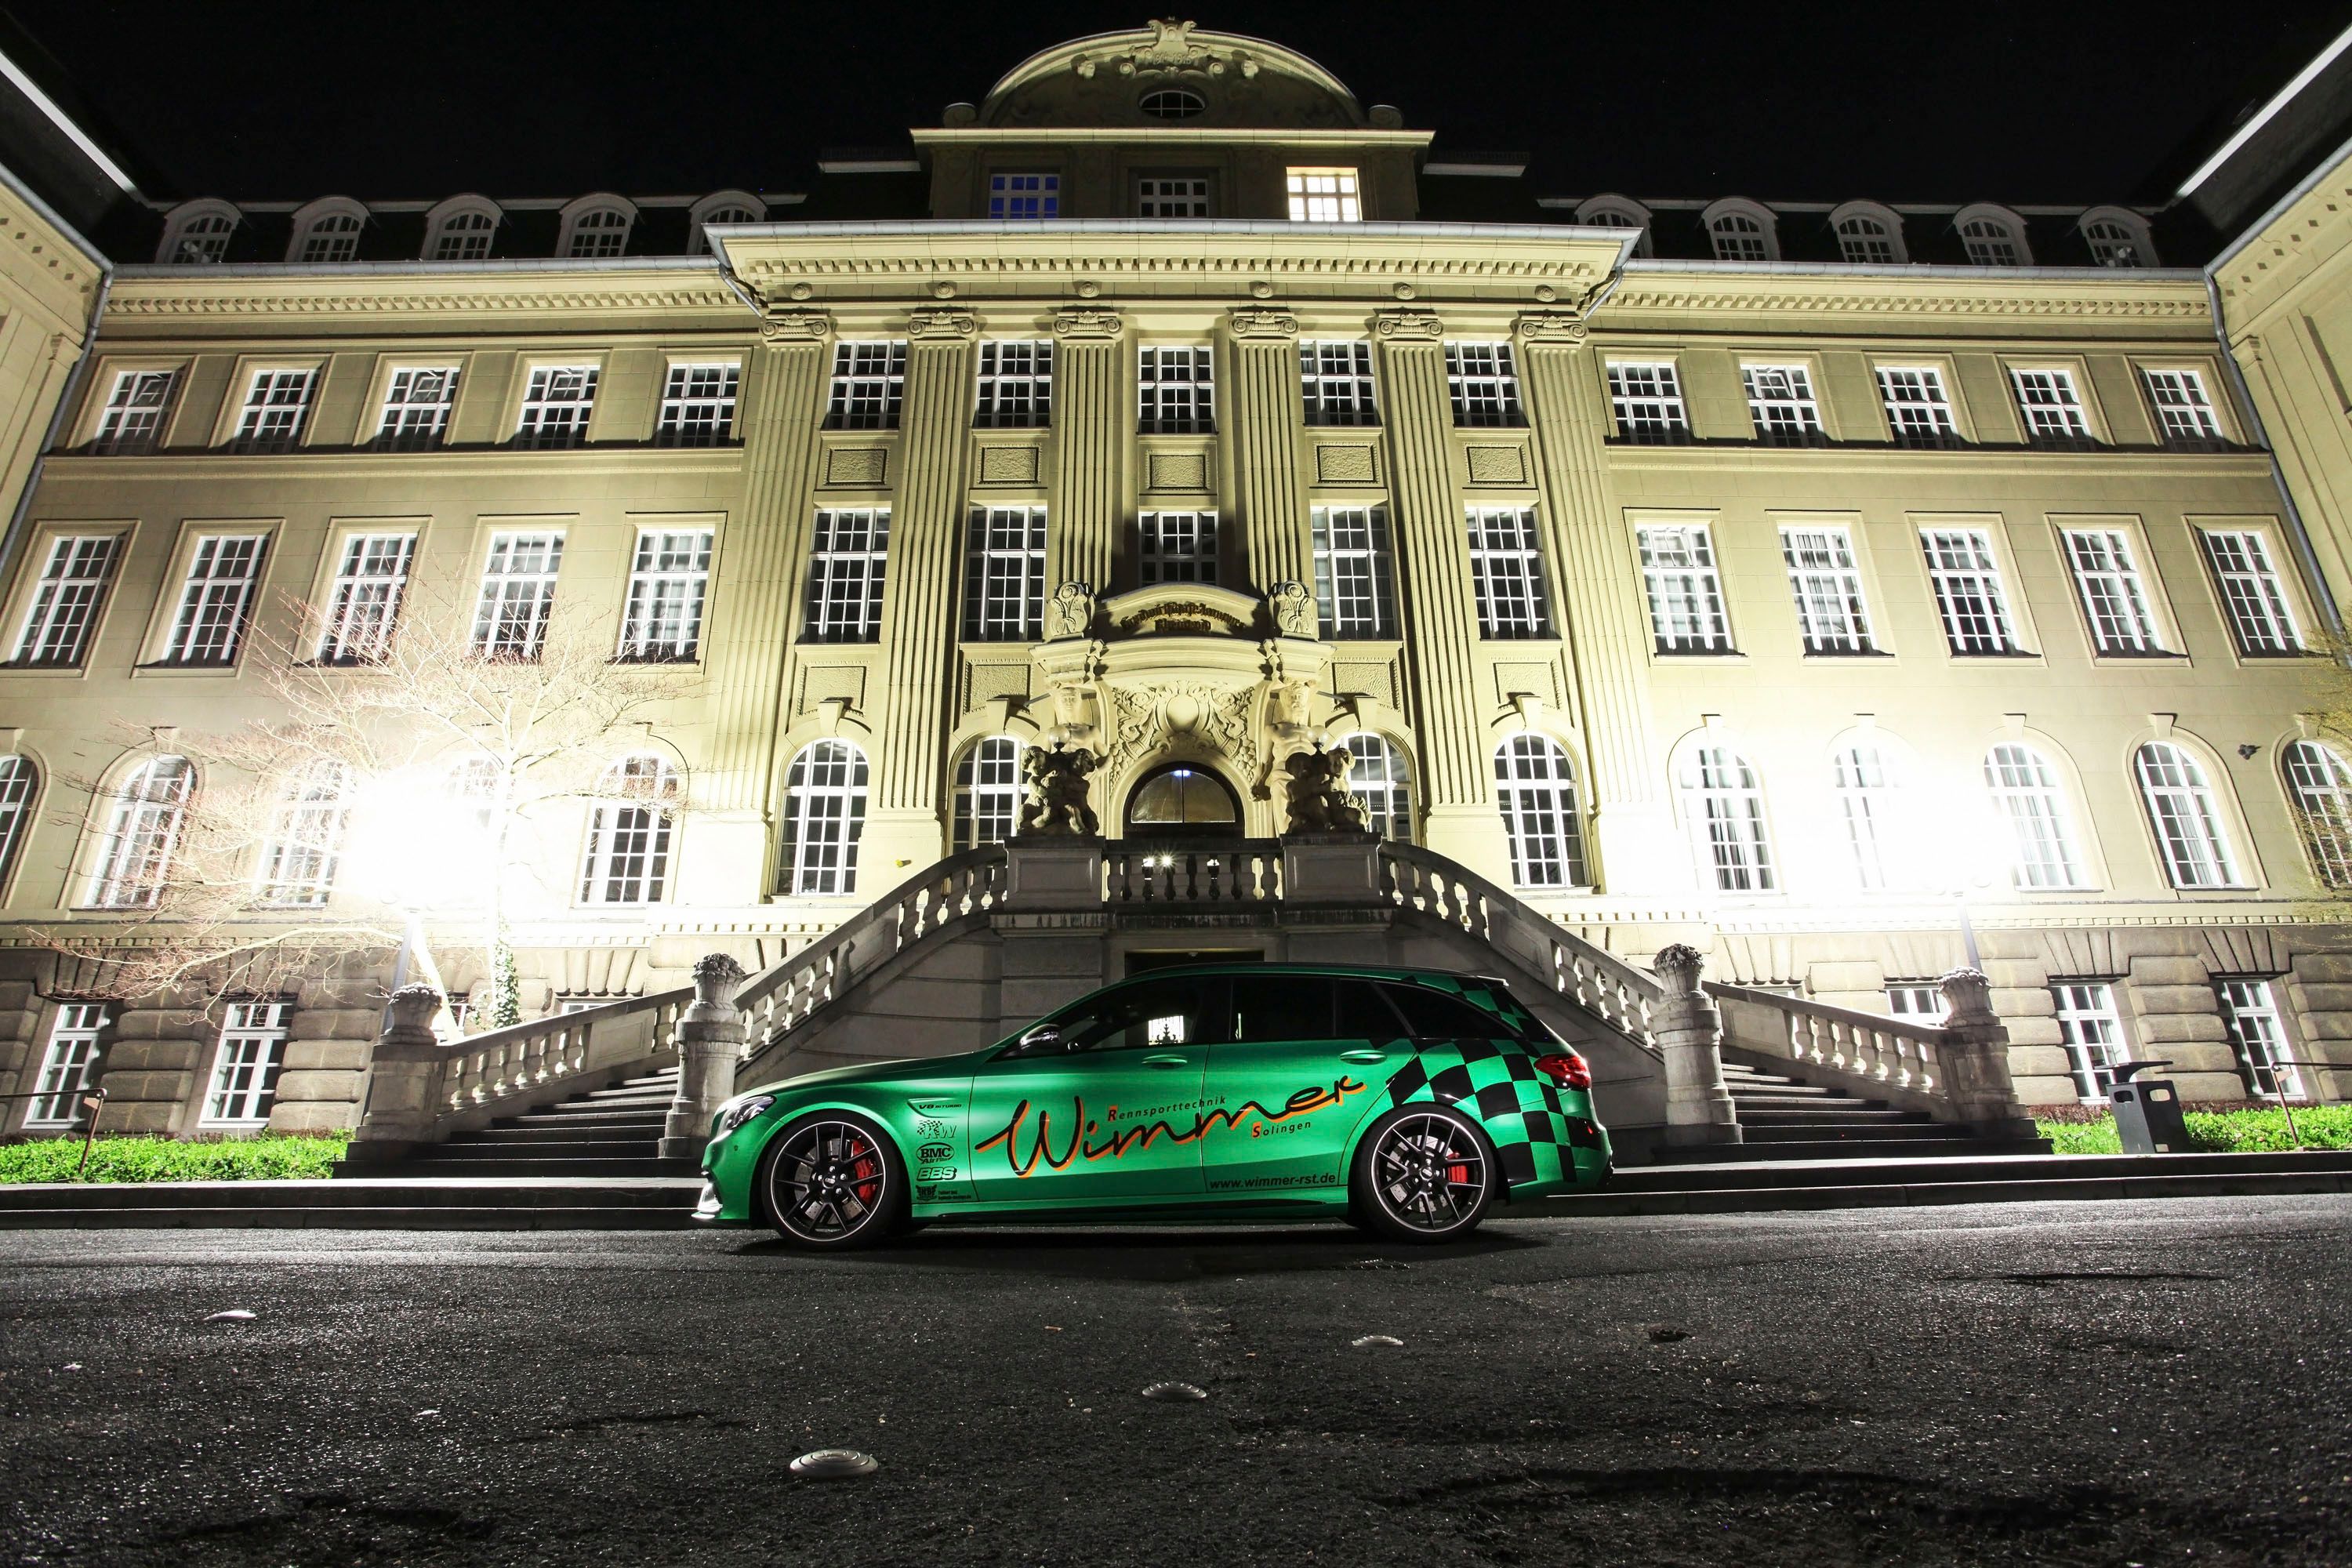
(1018, 744), (1102, 837)
(1282, 744), (1366, 834)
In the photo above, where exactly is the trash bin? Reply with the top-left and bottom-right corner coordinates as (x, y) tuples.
(2111, 1061), (2189, 1154)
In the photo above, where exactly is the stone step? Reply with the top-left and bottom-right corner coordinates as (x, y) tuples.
(510, 1108), (670, 1129)
(1733, 1106), (1918, 1124)
(1728, 1091), (1877, 1110)
(1592, 1146), (2352, 1193)
(456, 1124), (666, 1145)
(1741, 1121), (1962, 1143)
(419, 1141), (657, 1161)
(1723, 1083), (1849, 1099)
(1652, 1136), (2027, 1163)
(584, 1084), (679, 1103)
(391, 1156), (700, 1178)
(0, 1178), (700, 1213)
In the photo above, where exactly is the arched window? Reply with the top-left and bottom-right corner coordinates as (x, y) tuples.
(1831, 744), (1895, 890)
(2284, 739), (2352, 889)
(1830, 201), (1906, 264)
(0, 754), (37, 887)
(424, 198), (501, 261)
(2136, 742), (2241, 889)
(1575, 195), (1652, 257)
(159, 201), (238, 264)
(579, 754), (682, 906)
(289, 199), (365, 263)
(1494, 735), (1586, 888)
(1138, 88), (1206, 120)
(257, 760), (352, 907)
(953, 737), (1022, 850)
(1338, 732), (1413, 841)
(1956, 205), (2031, 266)
(1679, 746), (1773, 891)
(2081, 207), (2156, 267)
(1123, 764), (1239, 833)
(691, 191), (761, 254)
(89, 756), (194, 909)
(1704, 201), (1777, 262)
(781, 741), (868, 895)
(560, 198), (636, 260)
(1984, 743), (2082, 889)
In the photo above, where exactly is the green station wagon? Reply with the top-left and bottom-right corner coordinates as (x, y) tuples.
(695, 962), (1613, 1247)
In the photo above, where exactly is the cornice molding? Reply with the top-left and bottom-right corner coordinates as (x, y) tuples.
(107, 285), (742, 320)
(905, 307), (978, 340)
(1051, 307), (1123, 340)
(1227, 307), (1300, 339)
(1607, 281), (2209, 321)
(1370, 308), (1445, 342)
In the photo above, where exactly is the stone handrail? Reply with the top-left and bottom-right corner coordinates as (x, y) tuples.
(432, 992), (685, 1125)
(1104, 838), (1282, 904)
(1707, 980), (1951, 1114)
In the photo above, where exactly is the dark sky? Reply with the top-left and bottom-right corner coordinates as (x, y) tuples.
(9, 2), (2352, 205)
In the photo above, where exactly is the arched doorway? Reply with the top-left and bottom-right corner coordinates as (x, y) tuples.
(1123, 762), (1241, 837)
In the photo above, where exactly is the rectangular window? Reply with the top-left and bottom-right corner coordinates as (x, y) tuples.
(1137, 176), (1210, 217)
(988, 172), (1059, 220)
(91, 369), (176, 454)
(803, 509), (890, 643)
(1139, 511), (1218, 584)
(202, 1000), (290, 1125)
(826, 341), (906, 430)
(975, 340), (1054, 429)
(24, 1004), (106, 1127)
(1780, 526), (1875, 653)
(374, 366), (459, 450)
(2050, 982), (2126, 1102)
(1285, 167), (1361, 222)
(1919, 528), (2020, 655)
(2012, 368), (2095, 445)
(2144, 368), (2224, 446)
(1741, 364), (1824, 445)
(1885, 983), (1947, 1025)
(2218, 978), (2302, 1100)
(963, 506), (1047, 641)
(163, 534), (267, 665)
(13, 534), (120, 666)
(655, 363), (739, 447)
(1138, 346), (1214, 434)
(317, 532), (417, 664)
(2201, 530), (2300, 655)
(1637, 525), (1733, 652)
(1876, 366), (1960, 448)
(514, 365), (598, 449)
(230, 368), (315, 453)
(1311, 506), (1397, 638)
(2062, 528), (2167, 654)
(1607, 361), (1690, 442)
(470, 532), (564, 659)
(1299, 340), (1377, 426)
(1445, 343), (1523, 427)
(616, 529), (713, 661)
(1467, 506), (1552, 638)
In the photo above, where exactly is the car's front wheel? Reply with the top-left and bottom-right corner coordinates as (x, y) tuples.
(759, 1112), (906, 1249)
(1348, 1105), (1496, 1243)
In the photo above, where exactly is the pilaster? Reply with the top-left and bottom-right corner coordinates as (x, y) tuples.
(1050, 307), (1123, 591)
(1227, 307), (1309, 589)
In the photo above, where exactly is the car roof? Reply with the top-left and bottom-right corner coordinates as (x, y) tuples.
(1108, 961), (1508, 988)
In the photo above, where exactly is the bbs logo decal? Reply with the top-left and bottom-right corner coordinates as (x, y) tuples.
(917, 1142), (953, 1163)
(917, 1166), (957, 1181)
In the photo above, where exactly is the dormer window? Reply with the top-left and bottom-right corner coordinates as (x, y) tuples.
(691, 191), (762, 253)
(2081, 207), (2157, 268)
(289, 201), (365, 263)
(1703, 200), (1778, 262)
(1138, 88), (1205, 120)
(989, 172), (1060, 220)
(1830, 201), (1907, 265)
(425, 198), (502, 261)
(559, 197), (637, 259)
(1575, 195), (1652, 257)
(1287, 168), (1361, 223)
(159, 202), (238, 265)
(1956, 205), (2031, 267)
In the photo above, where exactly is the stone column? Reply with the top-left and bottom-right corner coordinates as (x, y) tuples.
(1227, 307), (1309, 589)
(1049, 307), (1123, 593)
(1936, 967), (2038, 1140)
(659, 954), (750, 1161)
(342, 985), (445, 1167)
(1653, 944), (1740, 1148)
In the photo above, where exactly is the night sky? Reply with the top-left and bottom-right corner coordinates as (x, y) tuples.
(8, 2), (2352, 206)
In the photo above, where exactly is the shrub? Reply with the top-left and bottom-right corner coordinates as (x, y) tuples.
(2034, 1105), (2352, 1156)
(0, 1132), (350, 1185)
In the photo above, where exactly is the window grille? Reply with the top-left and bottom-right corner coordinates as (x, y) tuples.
(13, 535), (119, 665)
(296, 212), (361, 263)
(1876, 366), (1960, 447)
(257, 761), (350, 907)
(1336, 732), (1413, 841)
(2012, 368), (2094, 445)
(1310, 506), (1396, 638)
(1681, 747), (1775, 891)
(169, 211), (234, 263)
(953, 737), (1022, 851)
(1286, 167), (1361, 221)
(1607, 361), (1688, 442)
(430, 209), (495, 260)
(1836, 214), (1897, 263)
(2062, 529), (2165, 654)
(1138, 346), (1214, 434)
(92, 369), (176, 453)
(1467, 507), (1552, 637)
(988, 172), (1059, 220)
(0, 755), (34, 884)
(655, 364), (738, 446)
(579, 755), (681, 905)
(1445, 342), (1524, 427)
(1920, 529), (2018, 654)
(2143, 368), (2222, 445)
(1299, 340), (1377, 426)
(2218, 978), (2300, 1099)
(695, 205), (756, 252)
(2049, 983), (2125, 1101)
(804, 510), (890, 643)
(1494, 735), (1586, 887)
(1708, 211), (1769, 260)
(564, 207), (631, 258)
(1139, 512), (1218, 585)
(963, 506), (1047, 640)
(164, 534), (267, 664)
(24, 1004), (106, 1126)
(617, 530), (713, 661)
(2284, 740), (2352, 889)
(2201, 530), (2299, 655)
(975, 341), (1053, 429)
(1136, 176), (1210, 216)
(2136, 742), (2241, 888)
(1636, 525), (1733, 652)
(470, 533), (564, 659)
(202, 1002), (291, 1124)
(1832, 745), (1893, 890)
(1741, 365), (1824, 445)
(230, 369), (314, 452)
(781, 739), (868, 895)
(317, 532), (416, 664)
(1780, 527), (1875, 653)
(2084, 219), (2143, 267)
(1138, 89), (1205, 120)
(514, 365), (598, 448)
(89, 756), (193, 909)
(1960, 218), (2023, 266)
(826, 341), (906, 430)
(375, 366), (458, 449)
(1985, 744), (2083, 888)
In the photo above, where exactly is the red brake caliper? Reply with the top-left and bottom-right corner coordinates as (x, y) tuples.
(850, 1139), (880, 1203)
(1446, 1163), (1469, 1185)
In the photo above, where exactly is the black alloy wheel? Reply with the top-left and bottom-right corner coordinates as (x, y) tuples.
(1348, 1105), (1496, 1242)
(760, 1112), (907, 1248)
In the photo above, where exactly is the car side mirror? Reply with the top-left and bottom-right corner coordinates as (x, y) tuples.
(1016, 1024), (1066, 1057)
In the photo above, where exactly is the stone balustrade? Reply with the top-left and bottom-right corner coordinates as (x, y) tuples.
(1103, 838), (1280, 904)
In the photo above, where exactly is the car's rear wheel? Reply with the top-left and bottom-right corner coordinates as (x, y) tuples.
(759, 1112), (906, 1249)
(1348, 1105), (1496, 1243)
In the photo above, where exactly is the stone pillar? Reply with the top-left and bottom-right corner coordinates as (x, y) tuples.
(1002, 835), (1105, 911)
(1653, 944), (1740, 1148)
(1936, 967), (2038, 1140)
(1279, 832), (1383, 905)
(659, 954), (750, 1161)
(1049, 307), (1123, 592)
(1227, 307), (1309, 589)
(341, 985), (445, 1167)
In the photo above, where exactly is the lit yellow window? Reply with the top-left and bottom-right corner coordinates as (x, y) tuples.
(1286, 167), (1361, 222)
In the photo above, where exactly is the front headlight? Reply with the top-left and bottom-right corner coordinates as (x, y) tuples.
(716, 1094), (775, 1134)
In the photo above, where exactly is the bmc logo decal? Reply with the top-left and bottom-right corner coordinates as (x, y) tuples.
(917, 1142), (953, 1163)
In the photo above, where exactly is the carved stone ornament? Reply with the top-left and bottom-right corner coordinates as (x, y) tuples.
(1105, 682), (1260, 782)
(1268, 581), (1316, 638)
(1653, 943), (1708, 997)
(1072, 19), (1260, 82)
(1283, 744), (1366, 833)
(1046, 581), (1096, 641)
(1052, 307), (1123, 340)
(1515, 310), (1588, 345)
(759, 307), (832, 344)
(687, 952), (747, 1020)
(1935, 967), (2000, 1028)
(1372, 309), (1445, 343)
(906, 307), (978, 340)
(1228, 307), (1301, 340)
(1019, 744), (1102, 837)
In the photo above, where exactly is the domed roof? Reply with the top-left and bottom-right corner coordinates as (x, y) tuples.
(963, 20), (1374, 132)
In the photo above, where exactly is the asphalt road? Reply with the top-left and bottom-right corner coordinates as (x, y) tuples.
(2, 1196), (2348, 1567)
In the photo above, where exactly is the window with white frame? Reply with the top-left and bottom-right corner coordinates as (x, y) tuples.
(975, 340), (1053, 429)
(2083, 217), (2145, 267)
(374, 366), (458, 450)
(2062, 528), (2167, 654)
(2136, 741), (2241, 889)
(1337, 732), (1413, 842)
(2201, 530), (2300, 655)
(1836, 213), (1899, 263)
(693, 204), (757, 252)
(1286, 167), (1361, 222)
(201, 1001), (290, 1125)
(1876, 366), (1961, 447)
(91, 368), (177, 453)
(781, 739), (868, 895)
(988, 172), (1059, 220)
(563, 206), (632, 258)
(2284, 739), (2352, 890)
(1681, 746), (1776, 892)
(0, 755), (33, 884)
(1886, 983), (1947, 1025)
(88, 756), (193, 909)
(1742, 365), (1823, 445)
(257, 760), (351, 907)
(804, 509), (889, 643)
(655, 364), (739, 446)
(167, 209), (235, 263)
(1832, 743), (1896, 890)
(1984, 743), (2083, 889)
(2218, 978), (2300, 1099)
(514, 365), (598, 448)
(1311, 506), (1396, 638)
(1467, 507), (1552, 637)
(1138, 346), (1214, 434)
(1607, 361), (1689, 442)
(1920, 528), (2020, 655)
(1960, 216), (2024, 266)
(579, 754), (681, 905)
(317, 532), (416, 665)
(1636, 524), (1733, 653)
(1446, 342), (1524, 427)
(295, 210), (361, 263)
(1780, 526), (1875, 653)
(13, 534), (120, 666)
(826, 341), (906, 430)
(1137, 176), (1210, 217)
(2012, 368), (2094, 445)
(617, 529), (713, 660)
(2050, 982), (2125, 1102)
(1494, 735), (1586, 887)
(470, 532), (564, 659)
(1708, 210), (1770, 260)
(230, 369), (315, 452)
(964, 506), (1047, 640)
(429, 208), (496, 261)
(953, 737), (1022, 851)
(2143, 368), (2223, 445)
(24, 1004), (107, 1127)
(163, 534), (267, 664)
(1300, 340), (1377, 426)
(1139, 511), (1218, 584)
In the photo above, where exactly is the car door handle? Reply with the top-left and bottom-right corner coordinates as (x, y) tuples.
(1142, 1054), (1192, 1068)
(1339, 1048), (1389, 1064)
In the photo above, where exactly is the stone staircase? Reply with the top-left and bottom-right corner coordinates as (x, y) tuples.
(394, 1066), (698, 1179)
(1653, 1059), (2046, 1163)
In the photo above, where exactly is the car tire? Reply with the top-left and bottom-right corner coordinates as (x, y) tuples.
(1347, 1104), (1497, 1244)
(758, 1111), (907, 1250)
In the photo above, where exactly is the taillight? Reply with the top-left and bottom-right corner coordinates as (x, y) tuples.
(1534, 1052), (1592, 1091)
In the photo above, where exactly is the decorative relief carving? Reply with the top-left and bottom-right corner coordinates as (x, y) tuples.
(1102, 682), (1261, 786)
(977, 446), (1040, 485)
(1513, 310), (1588, 345)
(1145, 452), (1210, 492)
(906, 307), (978, 340)
(1269, 581), (1317, 638)
(1313, 444), (1377, 485)
(759, 307), (833, 343)
(1070, 18), (1261, 82)
(823, 447), (888, 487)
(1464, 445), (1527, 484)
(1052, 307), (1123, 339)
(1046, 581), (1097, 641)
(1227, 307), (1300, 339)
(1372, 309), (1445, 342)
(1118, 599), (1247, 636)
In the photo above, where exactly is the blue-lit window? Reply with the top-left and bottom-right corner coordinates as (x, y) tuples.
(989, 172), (1059, 220)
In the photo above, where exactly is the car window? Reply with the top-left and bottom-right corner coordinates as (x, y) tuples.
(1229, 976), (1335, 1044)
(1381, 982), (1511, 1041)
(1335, 979), (1408, 1041)
(1044, 976), (1217, 1053)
